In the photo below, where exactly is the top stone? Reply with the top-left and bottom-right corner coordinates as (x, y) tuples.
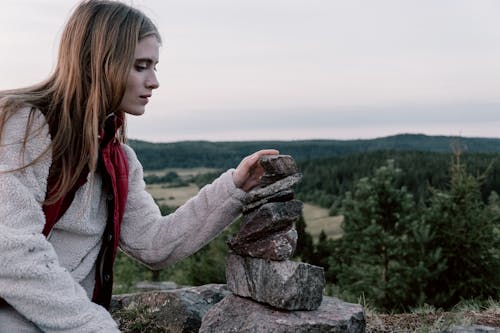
(260, 155), (299, 177)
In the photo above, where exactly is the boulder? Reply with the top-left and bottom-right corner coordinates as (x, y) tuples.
(111, 284), (230, 333)
(226, 253), (325, 310)
(199, 293), (366, 333)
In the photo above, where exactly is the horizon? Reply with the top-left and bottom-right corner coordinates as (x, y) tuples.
(128, 132), (500, 144)
(1, 0), (499, 142)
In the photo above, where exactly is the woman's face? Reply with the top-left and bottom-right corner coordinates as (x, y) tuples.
(119, 36), (160, 116)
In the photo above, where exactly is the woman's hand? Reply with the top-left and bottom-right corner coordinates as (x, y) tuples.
(233, 149), (279, 192)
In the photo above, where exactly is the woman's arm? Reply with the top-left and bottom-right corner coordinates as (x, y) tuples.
(119, 145), (278, 269)
(0, 108), (119, 332)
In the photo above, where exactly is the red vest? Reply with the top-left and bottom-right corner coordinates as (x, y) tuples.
(42, 113), (129, 309)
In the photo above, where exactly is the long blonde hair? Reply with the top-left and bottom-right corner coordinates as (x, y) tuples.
(0, 0), (161, 203)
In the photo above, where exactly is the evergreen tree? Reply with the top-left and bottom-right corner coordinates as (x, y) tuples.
(422, 155), (500, 307)
(311, 230), (338, 282)
(336, 160), (441, 311)
(294, 214), (314, 262)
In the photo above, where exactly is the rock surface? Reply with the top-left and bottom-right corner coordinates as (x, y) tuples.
(199, 293), (366, 333)
(232, 200), (303, 244)
(259, 154), (299, 183)
(226, 253), (325, 310)
(111, 284), (230, 333)
(228, 226), (298, 260)
(134, 280), (178, 291)
(242, 190), (294, 214)
(243, 173), (303, 204)
(442, 325), (500, 333)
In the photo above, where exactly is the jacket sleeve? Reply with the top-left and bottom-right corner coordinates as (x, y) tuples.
(0, 108), (119, 333)
(119, 145), (246, 269)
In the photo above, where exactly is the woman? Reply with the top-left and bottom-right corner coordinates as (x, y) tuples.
(0, 1), (277, 331)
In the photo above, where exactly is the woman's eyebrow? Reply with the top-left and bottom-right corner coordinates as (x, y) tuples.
(135, 58), (159, 64)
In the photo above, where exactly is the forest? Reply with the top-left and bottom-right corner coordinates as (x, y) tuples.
(128, 133), (500, 169)
(115, 135), (500, 313)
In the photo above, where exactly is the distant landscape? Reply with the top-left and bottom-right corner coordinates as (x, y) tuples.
(129, 133), (500, 170)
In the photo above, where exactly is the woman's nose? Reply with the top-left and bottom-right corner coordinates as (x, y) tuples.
(146, 72), (160, 90)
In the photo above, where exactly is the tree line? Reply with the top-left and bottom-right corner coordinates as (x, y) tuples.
(129, 134), (500, 170)
(296, 150), (500, 211)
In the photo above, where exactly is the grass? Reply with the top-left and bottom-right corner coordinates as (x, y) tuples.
(146, 183), (199, 207)
(364, 299), (500, 332)
(322, 286), (500, 332)
(302, 203), (343, 240)
(143, 167), (219, 179)
(112, 303), (167, 333)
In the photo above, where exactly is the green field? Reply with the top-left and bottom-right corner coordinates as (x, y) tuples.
(302, 203), (343, 240)
(144, 167), (219, 180)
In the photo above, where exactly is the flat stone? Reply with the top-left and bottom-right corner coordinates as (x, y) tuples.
(226, 253), (325, 310)
(199, 294), (366, 333)
(244, 173), (303, 205)
(235, 200), (303, 243)
(259, 154), (299, 178)
(111, 284), (230, 333)
(242, 189), (294, 214)
(259, 173), (297, 187)
(228, 226), (297, 261)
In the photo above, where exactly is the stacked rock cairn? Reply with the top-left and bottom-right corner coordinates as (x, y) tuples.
(225, 154), (325, 311)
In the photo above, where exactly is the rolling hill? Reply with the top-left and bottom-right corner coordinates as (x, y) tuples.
(129, 133), (500, 170)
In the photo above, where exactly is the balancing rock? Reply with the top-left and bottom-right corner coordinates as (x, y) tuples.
(226, 253), (325, 311)
(258, 154), (299, 186)
(227, 225), (297, 261)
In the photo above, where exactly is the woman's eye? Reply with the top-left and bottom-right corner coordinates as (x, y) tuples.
(135, 65), (147, 71)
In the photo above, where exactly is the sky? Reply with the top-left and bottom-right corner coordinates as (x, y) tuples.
(0, 0), (499, 142)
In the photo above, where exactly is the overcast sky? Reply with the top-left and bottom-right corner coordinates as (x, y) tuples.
(1, 0), (499, 142)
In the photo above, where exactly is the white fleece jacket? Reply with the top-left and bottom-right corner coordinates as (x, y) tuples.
(0, 108), (246, 332)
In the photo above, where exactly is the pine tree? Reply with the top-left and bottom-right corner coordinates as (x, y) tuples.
(294, 214), (315, 262)
(336, 160), (442, 311)
(422, 155), (500, 307)
(312, 230), (338, 282)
